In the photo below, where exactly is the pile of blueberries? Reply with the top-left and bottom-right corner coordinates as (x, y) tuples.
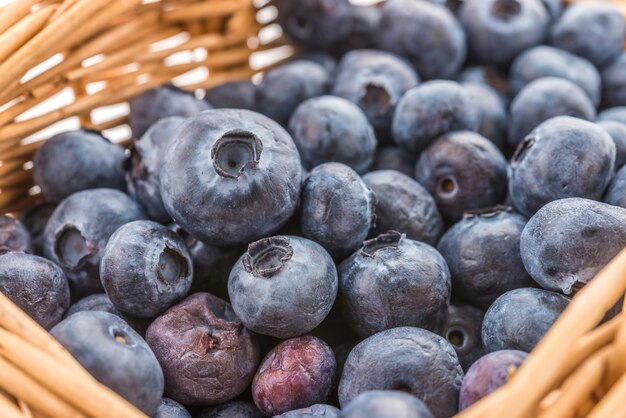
(2, 0), (626, 417)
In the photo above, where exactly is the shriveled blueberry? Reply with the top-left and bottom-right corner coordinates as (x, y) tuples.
(204, 80), (257, 110)
(363, 170), (443, 244)
(145, 293), (260, 405)
(459, 0), (549, 68)
(153, 398), (191, 418)
(550, 2), (626, 68)
(605, 166), (626, 208)
(444, 303), (486, 372)
(332, 49), (419, 142)
(331, 5), (380, 55)
(20, 202), (55, 255)
(393, 81), (480, 156)
(437, 206), (533, 309)
(126, 116), (185, 223)
(459, 350), (528, 410)
(252, 336), (336, 416)
(339, 327), (463, 418)
(33, 129), (126, 203)
(482, 288), (569, 352)
(339, 231), (451, 337)
(196, 400), (262, 418)
(228, 236), (338, 338)
(0, 215), (32, 253)
(160, 109), (302, 247)
(598, 107), (626, 126)
(415, 131), (508, 223)
(51, 311), (164, 415)
(463, 83), (508, 151)
(507, 78), (596, 148)
(521, 198), (626, 295)
(101, 221), (193, 318)
(377, 0), (466, 79)
(509, 117), (615, 217)
(275, 403), (339, 418)
(43, 189), (146, 299)
(457, 66), (510, 101)
(129, 84), (210, 138)
(257, 61), (330, 126)
(601, 52), (626, 108)
(0, 252), (69, 329)
(341, 391), (434, 418)
(288, 96), (377, 174)
(598, 120), (626, 170)
(300, 163), (375, 259)
(371, 146), (416, 177)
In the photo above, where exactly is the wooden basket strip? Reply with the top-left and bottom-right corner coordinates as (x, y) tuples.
(83, 114), (129, 132)
(0, 0), (42, 34)
(163, 0), (249, 21)
(0, 390), (25, 418)
(50, 0), (81, 21)
(0, 142), (45, 162)
(184, 66), (255, 90)
(587, 371), (626, 418)
(1, 194), (41, 215)
(0, 170), (33, 190)
(0, 160), (28, 178)
(0, 4), (58, 65)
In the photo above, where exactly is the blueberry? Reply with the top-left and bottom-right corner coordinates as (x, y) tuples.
(19, 202), (55, 255)
(274, 404), (340, 418)
(330, 5), (380, 55)
(541, 0), (562, 19)
(33, 129), (126, 203)
(339, 231), (451, 337)
(462, 83), (508, 151)
(0, 252), (69, 329)
(510, 46), (601, 106)
(300, 163), (376, 259)
(550, 2), (626, 68)
(605, 166), (626, 209)
(128, 84), (210, 138)
(125, 116), (185, 223)
(457, 66), (511, 101)
(228, 235), (338, 338)
(371, 146), (416, 177)
(145, 293), (260, 405)
(338, 327), (463, 418)
(341, 391), (434, 418)
(598, 120), (626, 170)
(294, 52), (338, 75)
(482, 288), (570, 352)
(252, 336), (336, 416)
(459, 0), (549, 68)
(601, 52), (626, 108)
(273, 0), (352, 49)
(507, 78), (596, 148)
(415, 131), (508, 223)
(100, 220), (193, 318)
(153, 398), (191, 418)
(288, 96), (377, 174)
(363, 170), (443, 244)
(204, 80), (257, 110)
(444, 303), (486, 372)
(458, 350), (528, 410)
(598, 107), (626, 126)
(332, 49), (419, 142)
(196, 401), (263, 418)
(160, 109), (303, 247)
(392, 81), (480, 156)
(509, 117), (615, 217)
(257, 61), (330, 126)
(51, 311), (164, 415)
(43, 189), (146, 299)
(437, 206), (533, 309)
(521, 198), (626, 295)
(377, 0), (466, 79)
(0, 215), (32, 253)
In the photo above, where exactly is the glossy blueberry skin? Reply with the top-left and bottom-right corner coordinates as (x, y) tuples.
(437, 207), (533, 309)
(204, 80), (257, 110)
(160, 109), (303, 247)
(393, 81), (480, 156)
(332, 49), (419, 142)
(228, 235), (338, 338)
(521, 198), (626, 295)
(339, 231), (451, 338)
(458, 350), (528, 410)
(457, 66), (510, 101)
(257, 61), (330, 126)
(598, 107), (626, 126)
(0, 252), (69, 330)
(128, 84), (210, 138)
(20, 202), (56, 255)
(376, 0), (466, 80)
(100, 221), (193, 318)
(601, 52), (626, 109)
(153, 398), (191, 418)
(196, 401), (263, 418)
(510, 46), (601, 107)
(507, 78), (596, 148)
(51, 311), (164, 415)
(300, 163), (376, 259)
(605, 166), (626, 209)
(341, 391), (434, 418)
(463, 83), (508, 151)
(43, 189), (146, 299)
(338, 327), (463, 418)
(331, 5), (380, 56)
(509, 117), (615, 217)
(146, 293), (260, 405)
(459, 0), (549, 68)
(363, 170), (443, 245)
(275, 404), (340, 418)
(550, 2), (626, 68)
(0, 215), (32, 253)
(33, 129), (126, 203)
(273, 0), (352, 49)
(482, 288), (570, 353)
(126, 116), (185, 223)
(288, 96), (377, 174)
(252, 336), (336, 416)
(598, 120), (626, 170)
(371, 146), (416, 177)
(415, 131), (508, 223)
(444, 303), (486, 372)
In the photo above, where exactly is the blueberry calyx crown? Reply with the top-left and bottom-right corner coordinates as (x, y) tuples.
(492, 0), (522, 21)
(211, 129), (263, 179)
(243, 236), (294, 277)
(157, 246), (189, 284)
(463, 205), (513, 219)
(54, 225), (95, 270)
(361, 231), (405, 258)
(511, 135), (536, 167)
(359, 83), (393, 117)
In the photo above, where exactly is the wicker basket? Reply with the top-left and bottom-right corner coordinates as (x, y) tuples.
(0, 0), (626, 417)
